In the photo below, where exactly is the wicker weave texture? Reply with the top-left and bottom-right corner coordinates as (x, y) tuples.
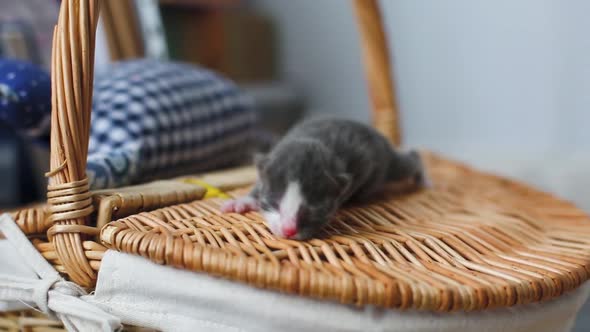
(100, 153), (590, 311)
(0, 311), (157, 332)
(10, 179), (208, 278)
(46, 0), (101, 288)
(0, 311), (64, 332)
(9, 168), (253, 281)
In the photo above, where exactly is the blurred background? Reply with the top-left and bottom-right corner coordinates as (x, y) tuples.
(1, 0), (590, 327)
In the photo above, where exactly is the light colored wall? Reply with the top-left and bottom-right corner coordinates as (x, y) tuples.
(250, 0), (590, 162)
(250, 0), (370, 123)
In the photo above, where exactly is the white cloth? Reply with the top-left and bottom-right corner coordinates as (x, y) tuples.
(0, 237), (36, 312)
(0, 214), (121, 332)
(87, 250), (590, 332)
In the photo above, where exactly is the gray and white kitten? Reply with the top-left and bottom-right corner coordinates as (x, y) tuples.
(221, 116), (430, 239)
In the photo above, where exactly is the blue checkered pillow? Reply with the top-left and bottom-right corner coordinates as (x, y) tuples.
(87, 59), (257, 189)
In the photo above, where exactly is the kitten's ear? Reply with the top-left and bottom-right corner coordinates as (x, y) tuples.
(335, 173), (352, 192)
(254, 153), (269, 173)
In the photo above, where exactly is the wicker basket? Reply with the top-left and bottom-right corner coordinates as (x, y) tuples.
(0, 311), (64, 332)
(0, 311), (154, 332)
(100, 152), (590, 311)
(3, 0), (590, 330)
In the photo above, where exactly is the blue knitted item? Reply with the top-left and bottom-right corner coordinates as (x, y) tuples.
(87, 59), (257, 189)
(0, 58), (51, 142)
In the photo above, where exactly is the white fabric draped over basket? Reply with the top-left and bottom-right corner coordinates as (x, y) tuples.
(0, 215), (121, 332)
(1, 214), (589, 332)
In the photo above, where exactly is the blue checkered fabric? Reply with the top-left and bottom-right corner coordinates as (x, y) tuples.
(87, 59), (257, 189)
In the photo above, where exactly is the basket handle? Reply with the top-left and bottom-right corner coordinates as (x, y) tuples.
(352, 0), (401, 146)
(46, 0), (101, 287)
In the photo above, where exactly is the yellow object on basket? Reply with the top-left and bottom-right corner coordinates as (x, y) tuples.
(182, 179), (230, 199)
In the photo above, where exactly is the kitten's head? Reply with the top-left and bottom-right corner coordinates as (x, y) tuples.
(255, 140), (350, 239)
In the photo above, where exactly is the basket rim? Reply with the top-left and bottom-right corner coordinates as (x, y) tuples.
(99, 153), (590, 312)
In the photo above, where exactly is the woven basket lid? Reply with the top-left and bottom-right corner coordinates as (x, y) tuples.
(100, 153), (590, 312)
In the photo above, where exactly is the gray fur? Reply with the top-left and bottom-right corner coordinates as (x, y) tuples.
(246, 116), (429, 239)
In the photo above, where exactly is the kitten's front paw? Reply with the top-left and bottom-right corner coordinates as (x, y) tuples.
(220, 196), (259, 214)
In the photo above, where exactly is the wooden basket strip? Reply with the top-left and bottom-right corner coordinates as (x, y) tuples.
(0, 310), (157, 332)
(352, 0), (401, 145)
(46, 0), (101, 287)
